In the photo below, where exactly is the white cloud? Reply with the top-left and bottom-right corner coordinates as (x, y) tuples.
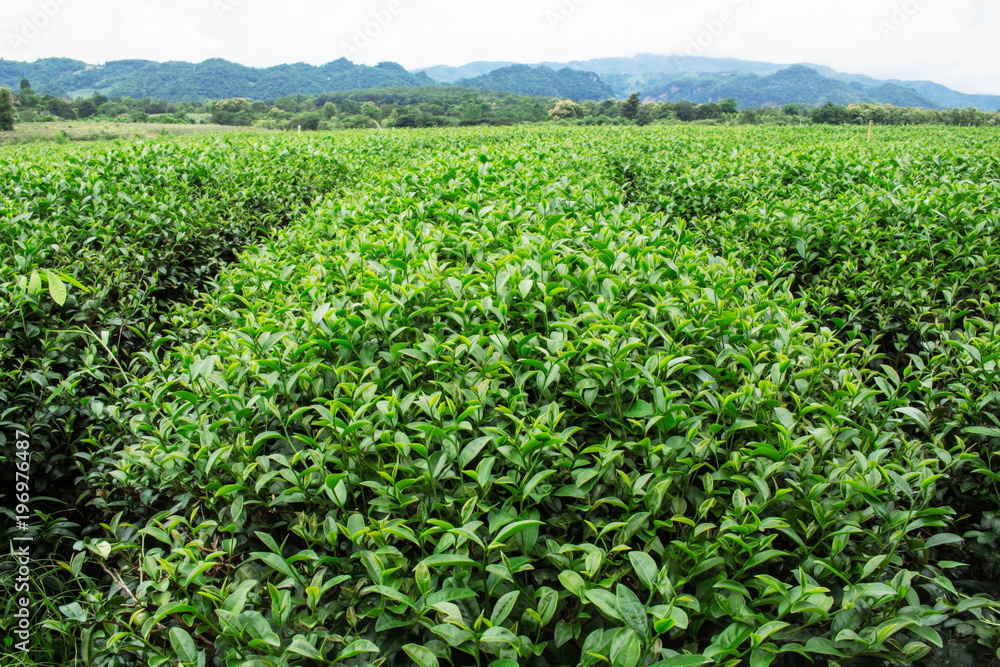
(0, 0), (995, 95)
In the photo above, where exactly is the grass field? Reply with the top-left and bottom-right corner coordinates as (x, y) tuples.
(2, 125), (1000, 666)
(0, 120), (261, 146)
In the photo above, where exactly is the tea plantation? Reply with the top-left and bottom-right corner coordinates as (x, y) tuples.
(3, 126), (1000, 666)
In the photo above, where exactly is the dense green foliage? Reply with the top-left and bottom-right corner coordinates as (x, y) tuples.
(0, 136), (359, 662)
(9, 85), (555, 129)
(0, 136), (358, 495)
(4, 126), (1000, 667)
(14, 82), (999, 137)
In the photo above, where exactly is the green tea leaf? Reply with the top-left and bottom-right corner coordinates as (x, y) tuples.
(403, 644), (439, 667)
(585, 588), (623, 621)
(490, 590), (519, 626)
(46, 270), (67, 306)
(251, 552), (296, 579)
(895, 407), (930, 430)
(168, 628), (197, 665)
(629, 551), (658, 590)
(421, 554), (478, 569)
(490, 520), (543, 547)
(287, 635), (324, 660)
(617, 584), (649, 639)
(336, 639), (380, 661)
(559, 570), (587, 598)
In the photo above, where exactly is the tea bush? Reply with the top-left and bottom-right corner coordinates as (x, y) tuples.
(0, 134), (368, 660)
(4, 126), (1000, 666)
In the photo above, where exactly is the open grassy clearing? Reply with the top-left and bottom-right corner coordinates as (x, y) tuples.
(2, 126), (1000, 666)
(0, 121), (262, 147)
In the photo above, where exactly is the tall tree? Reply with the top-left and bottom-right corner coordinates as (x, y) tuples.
(622, 92), (641, 120)
(44, 95), (77, 120)
(361, 101), (382, 122)
(674, 100), (695, 122)
(0, 88), (16, 131)
(548, 99), (583, 120)
(719, 98), (738, 114)
(635, 104), (653, 126)
(339, 98), (360, 115)
(18, 78), (36, 108)
(74, 98), (98, 118)
(811, 101), (852, 125)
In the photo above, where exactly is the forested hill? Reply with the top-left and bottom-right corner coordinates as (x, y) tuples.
(456, 65), (614, 101)
(420, 54), (1000, 110)
(2, 56), (995, 110)
(0, 57), (435, 102)
(0, 57), (614, 103)
(643, 66), (937, 109)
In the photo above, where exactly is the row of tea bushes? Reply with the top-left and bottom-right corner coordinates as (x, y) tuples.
(45, 127), (1000, 665)
(0, 134), (390, 662)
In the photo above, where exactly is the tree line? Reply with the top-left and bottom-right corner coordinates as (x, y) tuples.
(2, 80), (998, 133)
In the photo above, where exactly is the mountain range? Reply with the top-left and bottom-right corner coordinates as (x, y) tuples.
(0, 57), (435, 102)
(1, 53), (996, 111)
(418, 54), (1000, 110)
(641, 65), (937, 108)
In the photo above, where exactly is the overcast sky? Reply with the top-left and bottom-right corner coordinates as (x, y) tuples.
(1, 0), (996, 94)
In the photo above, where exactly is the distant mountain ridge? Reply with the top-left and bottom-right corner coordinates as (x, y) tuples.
(2, 54), (996, 110)
(0, 56), (613, 104)
(456, 65), (613, 101)
(419, 61), (519, 83)
(643, 65), (938, 109)
(417, 54), (1000, 110)
(0, 57), (434, 102)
